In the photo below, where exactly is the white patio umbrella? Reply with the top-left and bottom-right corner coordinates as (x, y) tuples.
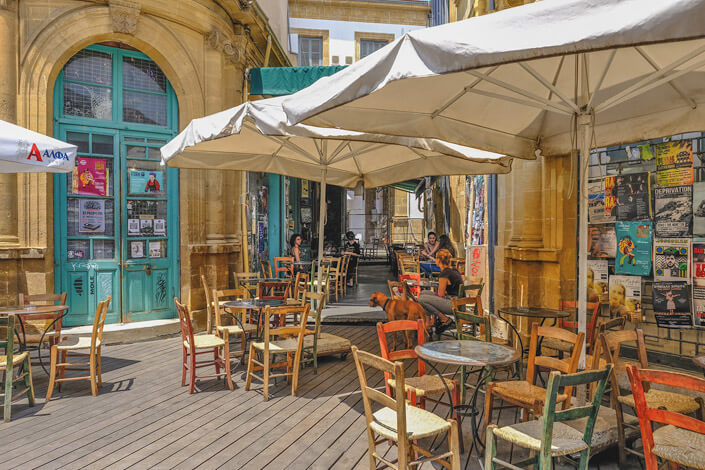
(283, 0), (705, 363)
(0, 120), (77, 173)
(161, 95), (514, 292)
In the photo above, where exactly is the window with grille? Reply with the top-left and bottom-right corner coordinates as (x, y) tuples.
(360, 39), (388, 59)
(298, 36), (323, 66)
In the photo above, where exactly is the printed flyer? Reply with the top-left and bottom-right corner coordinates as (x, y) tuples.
(609, 275), (642, 322)
(693, 182), (705, 236)
(588, 179), (615, 224)
(588, 225), (617, 258)
(654, 238), (691, 282)
(587, 259), (608, 303)
(693, 279), (705, 328)
(148, 241), (162, 258)
(653, 281), (692, 328)
(654, 185), (692, 237)
(129, 169), (164, 195)
(655, 140), (694, 187)
(78, 199), (105, 233)
(72, 158), (108, 196)
(610, 173), (651, 220)
(615, 221), (652, 276)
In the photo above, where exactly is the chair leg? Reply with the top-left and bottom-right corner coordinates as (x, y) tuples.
(615, 402), (628, 467)
(46, 345), (58, 401)
(483, 386), (495, 438)
(97, 345), (103, 388)
(263, 350), (270, 401)
(89, 353), (98, 396)
(452, 382), (461, 422)
(245, 344), (255, 391)
(213, 348), (221, 378)
(181, 346), (187, 387)
(484, 425), (497, 470)
(292, 348), (302, 397)
(223, 343), (234, 391)
(24, 355), (35, 407)
(4, 363), (12, 422)
(449, 419), (461, 470)
(189, 350), (196, 394)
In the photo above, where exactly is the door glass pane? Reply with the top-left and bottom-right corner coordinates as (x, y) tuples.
(67, 240), (90, 260)
(93, 240), (115, 259)
(126, 145), (146, 158)
(128, 240), (146, 259)
(66, 131), (89, 153)
(63, 82), (112, 120)
(126, 200), (167, 237)
(147, 147), (162, 160)
(123, 91), (167, 126)
(92, 134), (114, 155)
(66, 198), (115, 237)
(148, 240), (167, 259)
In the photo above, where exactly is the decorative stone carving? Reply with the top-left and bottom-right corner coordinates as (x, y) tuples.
(110, 0), (141, 35)
(207, 29), (247, 65)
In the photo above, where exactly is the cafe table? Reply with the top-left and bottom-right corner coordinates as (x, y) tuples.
(222, 299), (285, 338)
(496, 307), (570, 358)
(415, 340), (521, 454)
(0, 304), (70, 373)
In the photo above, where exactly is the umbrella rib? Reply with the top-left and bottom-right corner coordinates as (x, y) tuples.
(586, 49), (617, 110)
(518, 62), (580, 113)
(327, 142), (382, 165)
(269, 135), (321, 164)
(430, 65), (500, 119)
(327, 140), (351, 163)
(597, 55), (705, 113)
(634, 46), (697, 110)
(595, 43), (705, 112)
(464, 87), (572, 116)
(465, 70), (573, 114)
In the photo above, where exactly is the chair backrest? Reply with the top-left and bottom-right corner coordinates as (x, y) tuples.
(213, 288), (250, 328)
(626, 365), (705, 470)
(596, 315), (626, 336)
(200, 274), (214, 333)
(91, 297), (111, 352)
(174, 297), (196, 350)
(258, 280), (291, 300)
(274, 256), (294, 278)
(18, 292), (68, 336)
(460, 281), (485, 298)
(451, 295), (483, 315)
(352, 346), (409, 462)
(260, 304), (311, 354)
(340, 254), (350, 275)
(322, 257), (340, 274)
(387, 280), (406, 300)
(261, 259), (273, 278)
(452, 298), (490, 343)
(558, 300), (601, 349)
(292, 272), (309, 304)
(527, 324), (585, 407)
(376, 319), (425, 372)
(305, 291), (325, 338)
(450, 258), (466, 275)
(600, 328), (648, 370)
(0, 315), (17, 367)
(539, 366), (613, 463)
(234, 272), (260, 294)
(399, 273), (421, 298)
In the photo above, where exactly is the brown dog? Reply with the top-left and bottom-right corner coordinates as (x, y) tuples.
(370, 292), (428, 349)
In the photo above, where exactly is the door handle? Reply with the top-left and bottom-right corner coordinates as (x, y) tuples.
(146, 263), (152, 276)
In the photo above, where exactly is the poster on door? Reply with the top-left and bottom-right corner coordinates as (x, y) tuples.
(72, 158), (108, 196)
(653, 281), (692, 328)
(78, 199), (105, 233)
(129, 169), (164, 195)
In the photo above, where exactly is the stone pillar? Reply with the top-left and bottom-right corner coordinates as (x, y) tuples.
(0, 1), (18, 246)
(204, 48), (225, 244)
(508, 158), (543, 248)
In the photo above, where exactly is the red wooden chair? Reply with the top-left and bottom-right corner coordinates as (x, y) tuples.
(258, 280), (290, 300)
(377, 319), (460, 421)
(627, 365), (705, 470)
(274, 256), (294, 279)
(174, 298), (233, 394)
(399, 273), (421, 299)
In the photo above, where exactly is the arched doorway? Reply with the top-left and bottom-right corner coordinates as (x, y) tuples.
(53, 44), (179, 326)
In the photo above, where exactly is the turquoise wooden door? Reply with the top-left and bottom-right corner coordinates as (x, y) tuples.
(54, 45), (179, 326)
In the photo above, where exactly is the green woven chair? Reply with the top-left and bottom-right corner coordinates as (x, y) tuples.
(485, 365), (612, 470)
(1, 315), (35, 422)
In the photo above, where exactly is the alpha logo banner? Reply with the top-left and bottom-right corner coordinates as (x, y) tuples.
(26, 143), (72, 162)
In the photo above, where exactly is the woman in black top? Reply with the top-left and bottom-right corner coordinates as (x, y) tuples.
(418, 248), (462, 331)
(341, 231), (361, 286)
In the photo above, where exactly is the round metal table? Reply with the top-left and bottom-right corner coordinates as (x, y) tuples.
(496, 307), (570, 360)
(0, 304), (70, 373)
(415, 340), (521, 456)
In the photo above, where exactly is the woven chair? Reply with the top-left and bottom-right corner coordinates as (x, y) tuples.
(213, 288), (257, 359)
(258, 280), (290, 301)
(601, 328), (704, 466)
(1, 315), (35, 422)
(541, 300), (601, 358)
(289, 272), (309, 306)
(484, 324), (585, 436)
(234, 272), (260, 298)
(322, 257), (341, 302)
(399, 273), (421, 299)
(339, 254), (350, 296)
(311, 262), (331, 304)
(274, 256), (294, 279)
(388, 280), (406, 300)
(352, 346), (461, 470)
(627, 365), (705, 470)
(450, 258), (465, 275)
(46, 297), (111, 400)
(261, 259), (273, 278)
(302, 291), (351, 373)
(486, 365), (612, 470)
(377, 320), (460, 422)
(200, 274), (217, 333)
(245, 304), (310, 401)
(18, 292), (67, 350)
(459, 281), (485, 298)
(173, 298), (234, 394)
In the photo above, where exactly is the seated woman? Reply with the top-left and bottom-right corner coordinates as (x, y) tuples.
(420, 232), (442, 276)
(418, 248), (463, 333)
(437, 234), (457, 258)
(341, 231), (361, 287)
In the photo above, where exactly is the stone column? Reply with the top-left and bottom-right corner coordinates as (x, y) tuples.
(0, 1), (18, 246)
(508, 158), (544, 248)
(204, 47), (225, 244)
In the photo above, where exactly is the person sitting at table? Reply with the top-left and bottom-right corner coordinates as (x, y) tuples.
(437, 234), (456, 258)
(420, 232), (439, 260)
(418, 248), (462, 333)
(341, 231), (361, 287)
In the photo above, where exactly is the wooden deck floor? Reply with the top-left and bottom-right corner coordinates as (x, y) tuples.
(1, 325), (628, 469)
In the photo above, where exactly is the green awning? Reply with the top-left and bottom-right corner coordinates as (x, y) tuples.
(249, 66), (348, 96)
(390, 180), (422, 193)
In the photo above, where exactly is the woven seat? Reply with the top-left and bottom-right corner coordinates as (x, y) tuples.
(216, 323), (257, 335)
(618, 389), (701, 415)
(303, 332), (351, 355)
(652, 425), (705, 469)
(252, 338), (300, 353)
(371, 403), (451, 440)
(494, 419), (588, 456)
(0, 351), (29, 369)
(564, 405), (639, 452)
(491, 380), (568, 405)
(56, 336), (99, 351)
(388, 374), (455, 397)
(185, 334), (225, 350)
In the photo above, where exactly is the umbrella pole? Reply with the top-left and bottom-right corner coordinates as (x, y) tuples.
(577, 112), (591, 370)
(316, 169), (327, 295)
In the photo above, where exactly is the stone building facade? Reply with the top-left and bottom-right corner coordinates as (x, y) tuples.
(0, 0), (289, 325)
